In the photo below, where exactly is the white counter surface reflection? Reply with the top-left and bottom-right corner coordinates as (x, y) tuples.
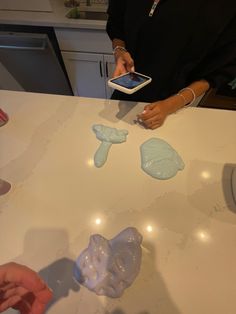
(1, 90), (236, 314)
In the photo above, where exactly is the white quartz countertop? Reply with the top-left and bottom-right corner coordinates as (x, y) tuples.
(0, 0), (106, 29)
(1, 90), (236, 314)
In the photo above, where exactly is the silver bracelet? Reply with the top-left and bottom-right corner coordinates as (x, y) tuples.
(113, 46), (127, 54)
(176, 93), (187, 106)
(178, 87), (196, 107)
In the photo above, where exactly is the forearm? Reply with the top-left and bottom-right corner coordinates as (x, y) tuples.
(163, 79), (210, 114)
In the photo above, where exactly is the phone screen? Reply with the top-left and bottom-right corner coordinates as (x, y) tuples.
(110, 72), (149, 89)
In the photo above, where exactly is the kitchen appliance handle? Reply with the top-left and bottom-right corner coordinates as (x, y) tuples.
(0, 33), (47, 50)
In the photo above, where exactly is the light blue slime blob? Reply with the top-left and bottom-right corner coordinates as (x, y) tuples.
(92, 124), (128, 168)
(140, 138), (185, 179)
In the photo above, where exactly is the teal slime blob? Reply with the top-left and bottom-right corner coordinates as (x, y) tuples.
(140, 138), (185, 179)
(92, 124), (128, 168)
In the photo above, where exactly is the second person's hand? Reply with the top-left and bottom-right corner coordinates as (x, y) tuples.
(0, 262), (52, 314)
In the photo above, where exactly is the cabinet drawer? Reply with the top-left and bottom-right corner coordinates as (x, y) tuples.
(55, 28), (112, 53)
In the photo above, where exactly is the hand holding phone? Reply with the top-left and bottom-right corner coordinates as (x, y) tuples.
(108, 72), (152, 94)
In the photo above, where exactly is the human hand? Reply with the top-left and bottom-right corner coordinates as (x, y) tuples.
(0, 262), (52, 314)
(113, 50), (135, 77)
(136, 94), (186, 129)
(137, 100), (172, 129)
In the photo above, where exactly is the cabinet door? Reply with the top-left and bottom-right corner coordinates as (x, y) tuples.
(62, 51), (106, 98)
(103, 54), (116, 99)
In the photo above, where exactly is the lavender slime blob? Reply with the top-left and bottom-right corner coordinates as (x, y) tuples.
(140, 138), (185, 179)
(92, 124), (128, 168)
(74, 227), (142, 298)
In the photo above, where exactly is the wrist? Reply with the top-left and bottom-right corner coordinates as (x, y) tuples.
(113, 46), (127, 54)
(113, 46), (128, 61)
(174, 93), (188, 108)
(152, 99), (176, 115)
(160, 96), (184, 114)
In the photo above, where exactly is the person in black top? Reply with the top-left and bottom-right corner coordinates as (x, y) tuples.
(106, 0), (236, 129)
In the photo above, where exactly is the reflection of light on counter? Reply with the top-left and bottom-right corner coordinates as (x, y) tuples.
(201, 171), (211, 179)
(86, 158), (94, 167)
(90, 214), (106, 230)
(146, 225), (153, 233)
(95, 218), (102, 225)
(142, 223), (158, 238)
(196, 230), (210, 243)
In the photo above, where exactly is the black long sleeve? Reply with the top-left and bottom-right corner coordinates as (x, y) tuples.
(106, 0), (126, 41)
(190, 14), (236, 88)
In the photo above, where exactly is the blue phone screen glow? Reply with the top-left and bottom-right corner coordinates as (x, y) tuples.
(111, 73), (148, 89)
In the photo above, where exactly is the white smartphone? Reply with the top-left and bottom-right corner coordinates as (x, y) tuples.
(108, 71), (152, 94)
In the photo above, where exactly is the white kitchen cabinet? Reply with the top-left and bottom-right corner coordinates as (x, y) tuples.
(55, 28), (115, 98)
(62, 51), (115, 98)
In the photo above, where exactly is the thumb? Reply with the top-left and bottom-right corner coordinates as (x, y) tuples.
(113, 62), (127, 77)
(126, 60), (135, 72)
(126, 62), (135, 72)
(141, 104), (152, 114)
(138, 103), (155, 118)
(144, 103), (156, 110)
(122, 53), (134, 72)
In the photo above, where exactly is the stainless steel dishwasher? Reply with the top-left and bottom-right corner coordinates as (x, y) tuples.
(0, 25), (73, 95)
